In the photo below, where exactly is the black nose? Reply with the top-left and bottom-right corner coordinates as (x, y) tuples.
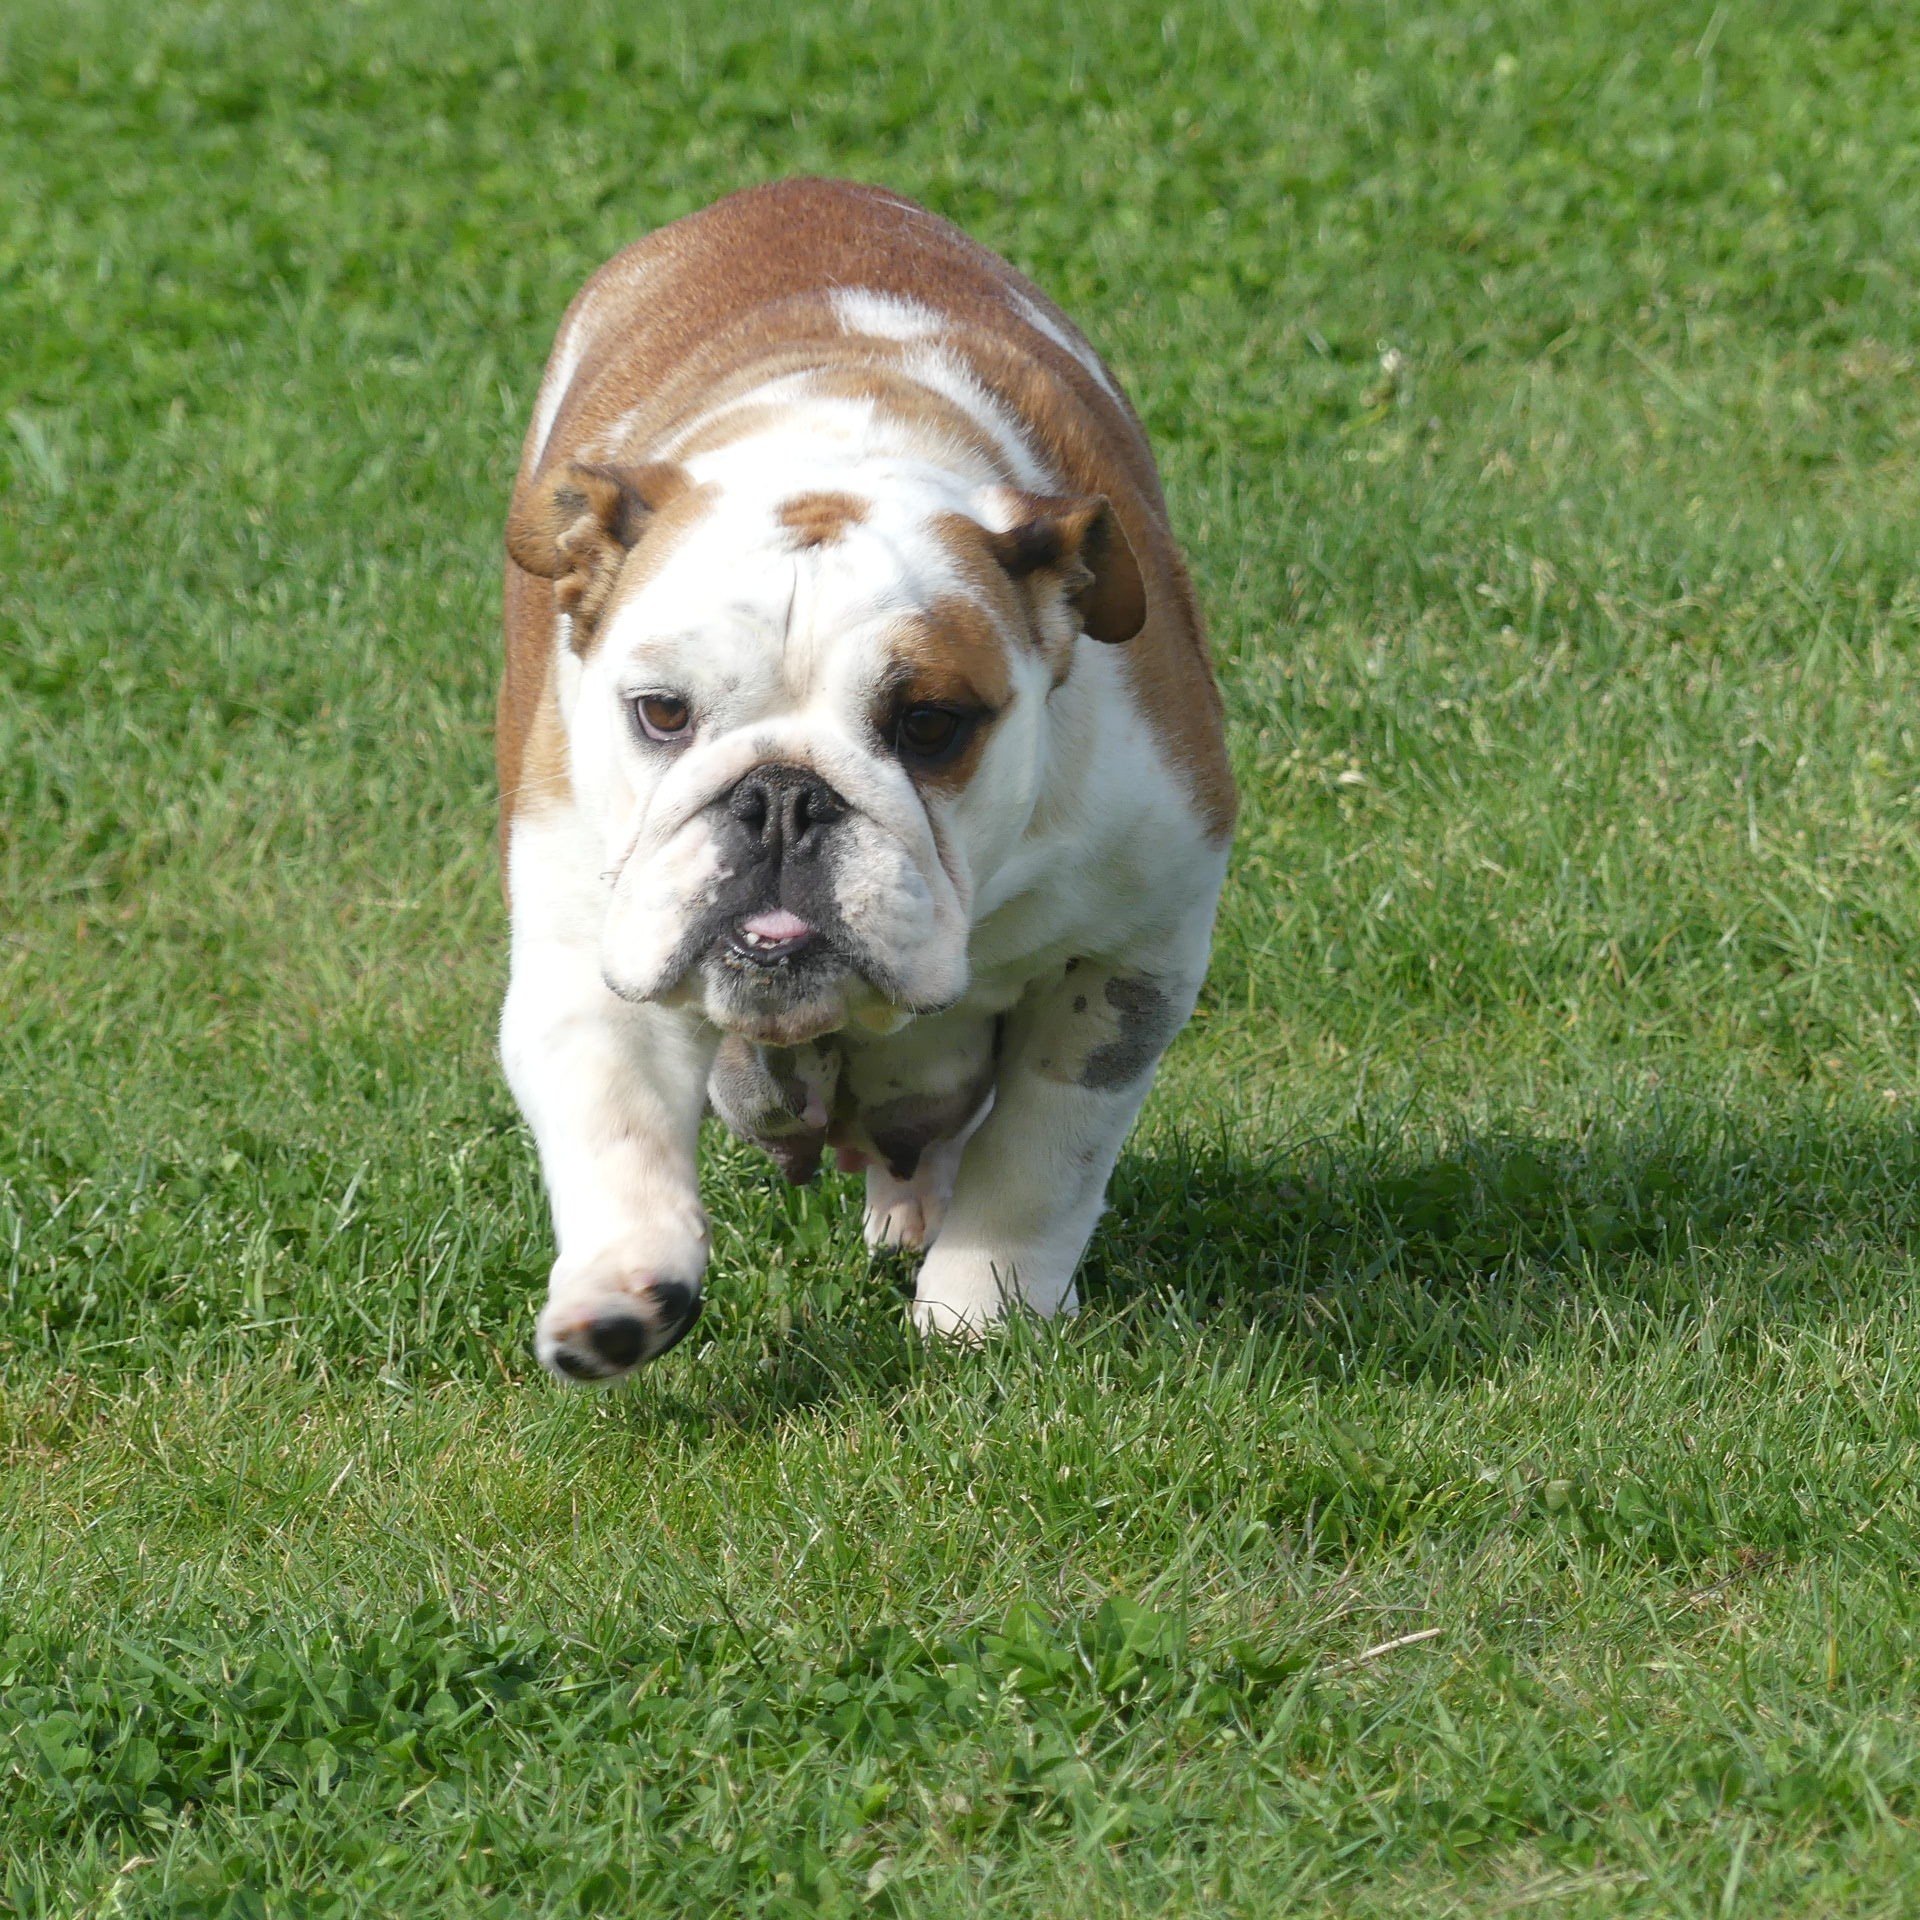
(726, 765), (847, 859)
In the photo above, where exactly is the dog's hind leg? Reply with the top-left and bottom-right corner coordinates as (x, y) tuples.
(862, 1091), (992, 1252)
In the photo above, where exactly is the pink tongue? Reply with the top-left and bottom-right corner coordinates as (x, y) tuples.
(741, 908), (813, 943)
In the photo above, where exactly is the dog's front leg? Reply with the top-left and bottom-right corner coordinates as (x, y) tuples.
(911, 958), (1202, 1335)
(501, 909), (717, 1382)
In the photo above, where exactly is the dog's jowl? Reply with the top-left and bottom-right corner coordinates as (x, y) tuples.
(497, 179), (1235, 1380)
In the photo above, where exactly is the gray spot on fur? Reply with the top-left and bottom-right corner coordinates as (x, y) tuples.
(1079, 974), (1177, 1090)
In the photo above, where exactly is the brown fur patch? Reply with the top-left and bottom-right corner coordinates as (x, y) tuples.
(888, 594), (1016, 712)
(879, 593), (1016, 795)
(777, 490), (869, 549)
(495, 562), (570, 900)
(929, 510), (1071, 681)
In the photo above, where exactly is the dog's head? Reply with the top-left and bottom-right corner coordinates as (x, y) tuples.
(507, 454), (1144, 1045)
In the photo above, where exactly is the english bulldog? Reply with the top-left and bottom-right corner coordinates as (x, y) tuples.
(497, 178), (1235, 1381)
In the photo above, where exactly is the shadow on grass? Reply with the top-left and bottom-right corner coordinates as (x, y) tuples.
(634, 1104), (1920, 1434)
(20, 1098), (1913, 1414)
(1087, 1104), (1920, 1377)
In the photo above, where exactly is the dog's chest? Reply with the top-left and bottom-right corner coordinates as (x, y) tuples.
(707, 1014), (998, 1186)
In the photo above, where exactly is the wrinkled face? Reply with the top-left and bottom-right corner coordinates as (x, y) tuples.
(555, 469), (1081, 1046)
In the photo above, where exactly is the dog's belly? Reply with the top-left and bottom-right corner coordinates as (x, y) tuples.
(708, 1011), (998, 1184)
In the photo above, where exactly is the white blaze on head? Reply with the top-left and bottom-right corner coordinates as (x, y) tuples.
(831, 288), (944, 343)
(1006, 289), (1124, 405)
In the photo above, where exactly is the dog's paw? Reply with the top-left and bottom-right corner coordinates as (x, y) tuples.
(862, 1130), (972, 1253)
(910, 1249), (1078, 1341)
(865, 1196), (931, 1251)
(908, 1292), (992, 1342)
(863, 1177), (943, 1252)
(536, 1228), (707, 1384)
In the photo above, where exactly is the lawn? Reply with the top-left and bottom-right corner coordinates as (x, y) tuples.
(5, 0), (1920, 1910)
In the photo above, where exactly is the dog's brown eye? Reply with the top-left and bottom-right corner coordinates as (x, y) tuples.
(633, 693), (692, 743)
(896, 705), (968, 763)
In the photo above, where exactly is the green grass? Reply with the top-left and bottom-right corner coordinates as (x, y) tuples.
(5, 0), (1920, 1910)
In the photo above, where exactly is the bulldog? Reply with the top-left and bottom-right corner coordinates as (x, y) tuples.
(497, 178), (1235, 1381)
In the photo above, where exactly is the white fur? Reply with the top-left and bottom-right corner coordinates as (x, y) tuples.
(1008, 290), (1125, 405)
(501, 810), (718, 1375)
(832, 288), (943, 342)
(529, 316), (585, 465)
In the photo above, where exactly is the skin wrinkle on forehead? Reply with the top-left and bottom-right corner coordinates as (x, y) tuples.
(782, 544), (847, 708)
(762, 506), (977, 712)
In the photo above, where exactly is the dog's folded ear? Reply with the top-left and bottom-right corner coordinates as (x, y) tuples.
(985, 491), (1146, 644)
(506, 460), (690, 630)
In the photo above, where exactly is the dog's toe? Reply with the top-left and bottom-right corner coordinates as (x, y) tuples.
(864, 1194), (929, 1251)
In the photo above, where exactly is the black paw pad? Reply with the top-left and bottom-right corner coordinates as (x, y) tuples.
(584, 1314), (650, 1370)
(644, 1282), (702, 1355)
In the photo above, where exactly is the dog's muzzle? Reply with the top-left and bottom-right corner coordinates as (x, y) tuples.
(716, 764), (846, 968)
